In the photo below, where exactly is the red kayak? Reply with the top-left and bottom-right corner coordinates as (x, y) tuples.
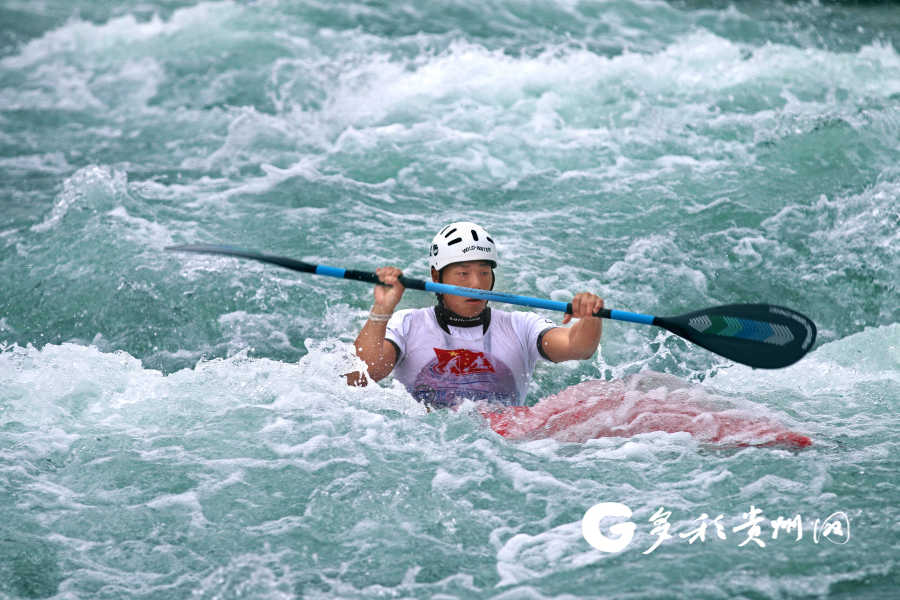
(480, 373), (811, 448)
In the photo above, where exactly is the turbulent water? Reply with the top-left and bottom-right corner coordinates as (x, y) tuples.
(1, 1), (898, 598)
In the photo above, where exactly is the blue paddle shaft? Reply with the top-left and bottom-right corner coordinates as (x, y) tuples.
(423, 280), (655, 323)
(168, 246), (653, 323)
(314, 262), (655, 323)
(423, 280), (567, 311)
(608, 310), (656, 325)
(166, 244), (816, 368)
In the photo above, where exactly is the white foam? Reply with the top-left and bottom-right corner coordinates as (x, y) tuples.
(107, 205), (176, 249)
(0, 62), (105, 111)
(495, 520), (601, 587)
(0, 152), (71, 173)
(31, 165), (128, 233)
(0, 317), (15, 335)
(431, 465), (490, 492)
(710, 323), (899, 397)
(103, 29), (899, 203)
(604, 234), (709, 307)
(181, 106), (306, 176)
(2, 2), (241, 69)
(312, 31), (900, 138)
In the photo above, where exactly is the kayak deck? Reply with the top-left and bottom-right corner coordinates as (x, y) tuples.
(479, 374), (812, 449)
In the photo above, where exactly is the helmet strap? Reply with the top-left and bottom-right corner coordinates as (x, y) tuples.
(434, 303), (491, 335)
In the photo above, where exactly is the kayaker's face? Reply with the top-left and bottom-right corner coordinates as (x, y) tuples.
(434, 260), (493, 317)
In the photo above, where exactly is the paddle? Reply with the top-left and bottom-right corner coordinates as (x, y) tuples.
(166, 244), (817, 369)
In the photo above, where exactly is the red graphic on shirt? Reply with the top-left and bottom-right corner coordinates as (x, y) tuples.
(433, 348), (496, 375)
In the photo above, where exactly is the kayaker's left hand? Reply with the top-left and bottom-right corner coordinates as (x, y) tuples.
(562, 292), (604, 324)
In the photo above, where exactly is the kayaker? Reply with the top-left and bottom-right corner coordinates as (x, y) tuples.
(348, 221), (603, 407)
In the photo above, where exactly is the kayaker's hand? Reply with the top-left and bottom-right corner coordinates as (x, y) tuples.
(562, 292), (603, 325)
(373, 266), (405, 313)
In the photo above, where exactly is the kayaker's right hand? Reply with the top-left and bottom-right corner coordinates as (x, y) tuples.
(373, 266), (405, 313)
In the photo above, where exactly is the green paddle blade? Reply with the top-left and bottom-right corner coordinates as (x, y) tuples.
(655, 304), (817, 369)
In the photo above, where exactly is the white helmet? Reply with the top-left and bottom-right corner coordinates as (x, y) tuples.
(429, 221), (498, 272)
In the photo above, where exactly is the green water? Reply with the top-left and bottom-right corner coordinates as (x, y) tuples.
(1, 1), (898, 598)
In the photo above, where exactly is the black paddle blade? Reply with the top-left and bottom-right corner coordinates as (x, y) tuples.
(166, 244), (317, 274)
(655, 304), (817, 369)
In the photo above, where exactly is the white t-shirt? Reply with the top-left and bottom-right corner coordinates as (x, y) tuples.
(384, 307), (557, 407)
